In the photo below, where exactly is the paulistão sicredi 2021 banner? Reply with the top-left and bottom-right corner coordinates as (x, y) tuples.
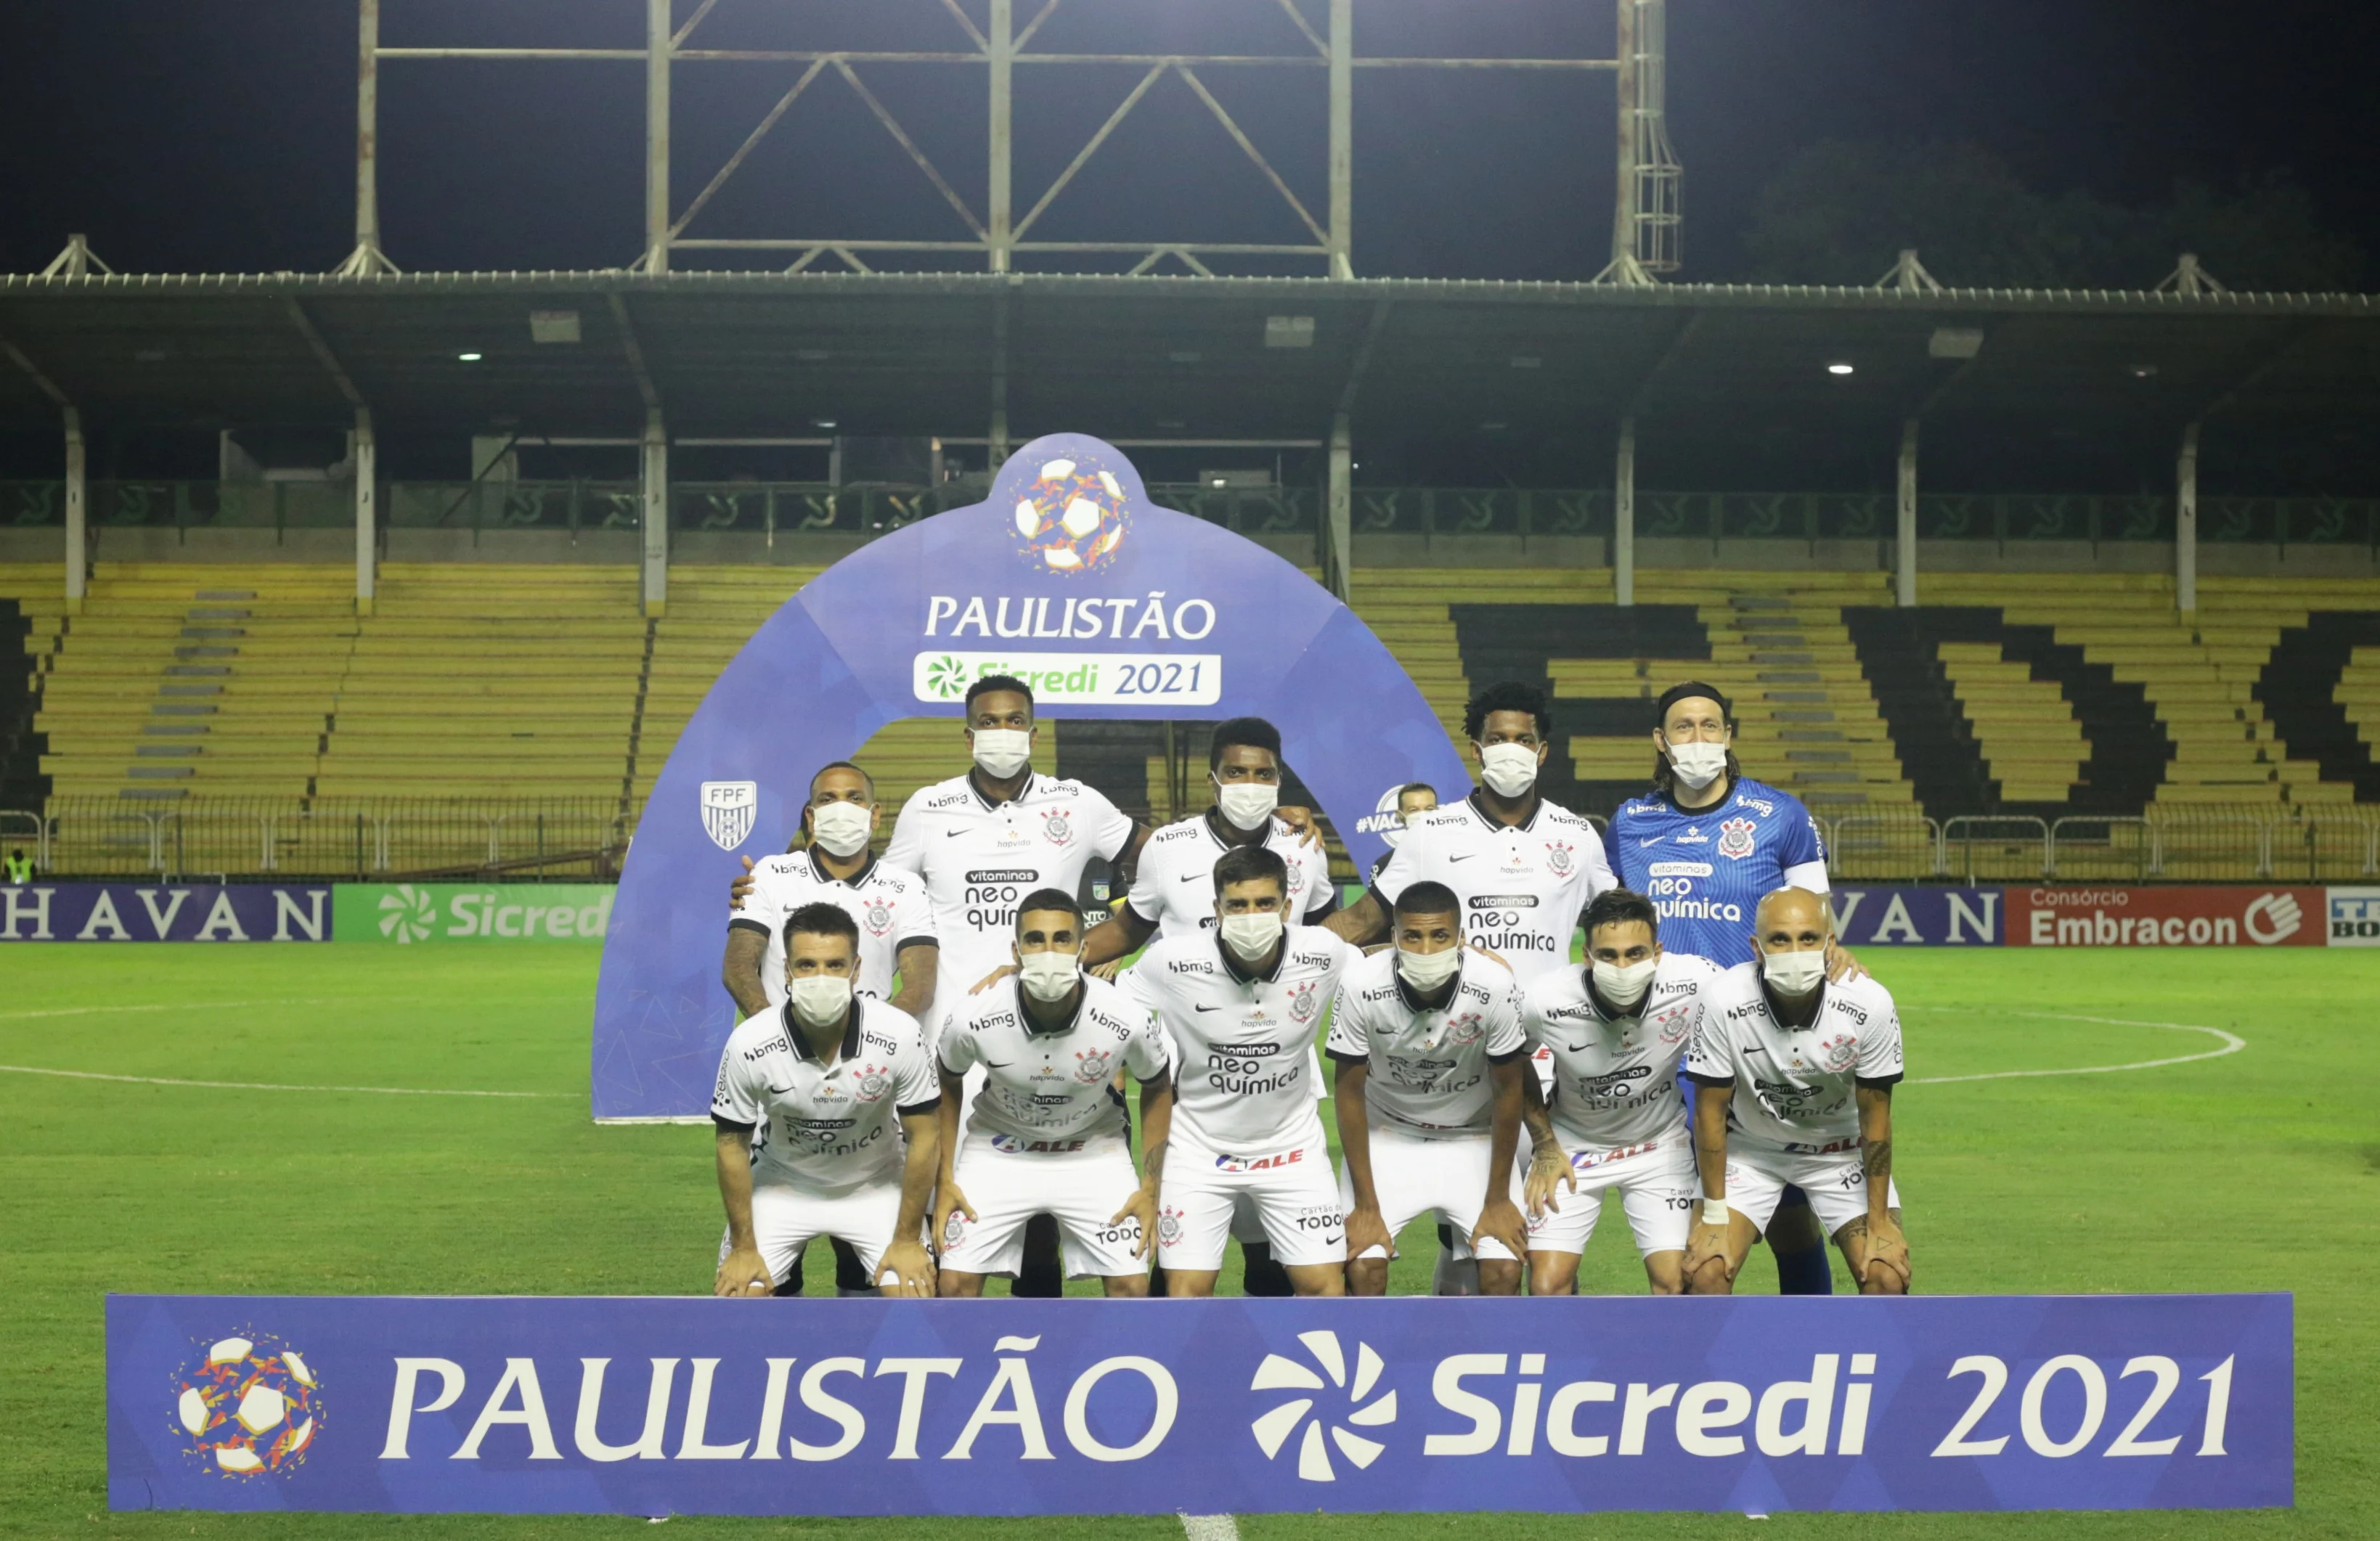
(110, 1293), (2289, 1517)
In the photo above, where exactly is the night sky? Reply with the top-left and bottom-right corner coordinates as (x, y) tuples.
(2, 0), (2373, 286)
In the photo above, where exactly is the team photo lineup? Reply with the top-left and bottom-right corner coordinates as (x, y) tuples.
(709, 673), (1907, 1303)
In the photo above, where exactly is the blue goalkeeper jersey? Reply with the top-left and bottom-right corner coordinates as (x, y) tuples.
(1602, 777), (1828, 968)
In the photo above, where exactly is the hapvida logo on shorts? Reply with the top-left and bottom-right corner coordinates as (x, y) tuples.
(1250, 1330), (1395, 1481)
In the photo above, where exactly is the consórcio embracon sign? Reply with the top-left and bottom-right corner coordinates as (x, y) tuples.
(108, 1294), (2289, 1516)
(590, 436), (1468, 1121)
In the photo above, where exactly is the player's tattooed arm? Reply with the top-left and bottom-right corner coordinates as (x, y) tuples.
(1520, 1070), (1574, 1219)
(1115, 1071), (1173, 1260)
(729, 854), (757, 910)
(722, 927), (772, 1018)
(891, 942), (938, 1023)
(713, 1127), (772, 1298)
(1853, 1084), (1908, 1293)
(881, 1110), (942, 1298)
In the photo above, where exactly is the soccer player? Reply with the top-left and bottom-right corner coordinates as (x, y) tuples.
(723, 761), (937, 1021)
(1605, 681), (1841, 1295)
(1127, 845), (1359, 1296)
(1681, 888), (1908, 1296)
(1518, 888), (1713, 1295)
(1327, 880), (1531, 1296)
(934, 890), (1172, 1298)
(712, 903), (943, 1299)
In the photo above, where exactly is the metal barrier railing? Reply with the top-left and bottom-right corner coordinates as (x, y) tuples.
(2046, 816), (2153, 882)
(0, 808), (46, 872)
(23, 798), (629, 882)
(1827, 812), (1944, 881)
(1939, 816), (2053, 883)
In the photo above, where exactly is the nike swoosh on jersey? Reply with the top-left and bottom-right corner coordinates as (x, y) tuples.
(1639, 836), (1663, 846)
(944, 830), (967, 838)
(1193, 1003), (1222, 1013)
(979, 1058), (1012, 1068)
(1448, 853), (1478, 862)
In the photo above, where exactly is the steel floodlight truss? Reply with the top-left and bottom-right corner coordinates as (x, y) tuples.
(341, 0), (1680, 281)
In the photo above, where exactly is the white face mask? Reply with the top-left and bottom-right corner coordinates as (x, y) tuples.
(1017, 949), (1080, 1004)
(1395, 944), (1462, 992)
(786, 973), (853, 1031)
(1592, 957), (1658, 1010)
(1218, 910), (1283, 962)
(1478, 742), (1540, 798)
(1761, 947), (1827, 997)
(1213, 778), (1279, 832)
(971, 727), (1032, 778)
(1666, 738), (1729, 791)
(809, 801), (873, 859)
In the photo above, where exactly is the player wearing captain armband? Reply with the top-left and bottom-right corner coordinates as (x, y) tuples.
(1517, 888), (1713, 1295)
(712, 904), (944, 1300)
(1125, 844), (1363, 1297)
(1605, 680), (1846, 1296)
(933, 890), (1173, 1298)
(1681, 888), (1909, 1296)
(1326, 880), (1533, 1296)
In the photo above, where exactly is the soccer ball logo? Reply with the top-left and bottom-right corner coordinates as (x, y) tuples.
(174, 1333), (319, 1476)
(1250, 1330), (1395, 1482)
(377, 885), (433, 943)
(1013, 457), (1130, 573)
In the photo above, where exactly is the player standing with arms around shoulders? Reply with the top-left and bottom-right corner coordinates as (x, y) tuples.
(1681, 888), (1909, 1296)
(1518, 889), (1713, 1295)
(934, 891), (1173, 1298)
(1127, 845), (1361, 1296)
(722, 761), (939, 1021)
(1327, 881), (1533, 1296)
(1605, 681), (1841, 1296)
(712, 904), (943, 1299)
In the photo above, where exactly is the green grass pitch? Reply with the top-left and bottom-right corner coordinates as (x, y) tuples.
(1, 943), (2372, 1539)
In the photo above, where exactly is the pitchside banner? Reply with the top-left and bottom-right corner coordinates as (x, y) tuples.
(590, 435), (1467, 1121)
(109, 1295), (2289, 1517)
(0, 883), (330, 942)
(1825, 887), (2002, 946)
(332, 884), (616, 944)
(2004, 886), (2323, 948)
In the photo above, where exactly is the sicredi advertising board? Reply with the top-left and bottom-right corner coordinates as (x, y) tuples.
(589, 436), (1467, 1121)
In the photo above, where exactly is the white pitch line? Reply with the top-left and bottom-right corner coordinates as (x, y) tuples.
(1179, 1516), (1242, 1541)
(0, 1063), (568, 1098)
(1904, 1009), (2246, 1084)
(0, 997), (394, 1021)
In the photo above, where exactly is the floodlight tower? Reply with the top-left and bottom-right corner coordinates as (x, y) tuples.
(1602, 0), (1682, 285)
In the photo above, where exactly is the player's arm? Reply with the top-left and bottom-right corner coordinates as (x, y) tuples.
(1330, 1055), (1393, 1262)
(1519, 1065), (1574, 1219)
(1112, 1068), (1173, 1259)
(1470, 1055), (1531, 1262)
(880, 1105), (942, 1298)
(722, 922), (772, 1018)
(1682, 1076), (1737, 1290)
(1080, 904), (1158, 969)
(1851, 1084), (1908, 1292)
(712, 1122), (770, 1297)
(932, 1064), (974, 1246)
(1324, 888), (1390, 947)
(890, 941), (939, 1022)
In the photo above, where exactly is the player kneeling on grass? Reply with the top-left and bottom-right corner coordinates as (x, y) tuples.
(1680, 887), (1908, 1296)
(1127, 844), (1361, 1297)
(934, 890), (1173, 1298)
(1519, 888), (1713, 1295)
(712, 903), (942, 1299)
(1328, 880), (1531, 1296)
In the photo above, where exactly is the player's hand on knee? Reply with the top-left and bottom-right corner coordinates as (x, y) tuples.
(1345, 1203), (1394, 1262)
(1524, 1147), (1574, 1219)
(969, 963), (1017, 995)
(1860, 1219), (1910, 1291)
(1472, 1198), (1528, 1264)
(1111, 1188), (1160, 1259)
(877, 1240), (937, 1298)
(728, 855), (757, 911)
(715, 1246), (773, 1299)
(1682, 1220), (1729, 1280)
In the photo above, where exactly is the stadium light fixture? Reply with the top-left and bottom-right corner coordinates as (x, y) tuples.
(812, 418), (838, 430)
(1826, 362), (1855, 376)
(456, 351), (484, 362)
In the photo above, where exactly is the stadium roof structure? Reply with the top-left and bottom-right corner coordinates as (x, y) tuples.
(2, 271), (2377, 455)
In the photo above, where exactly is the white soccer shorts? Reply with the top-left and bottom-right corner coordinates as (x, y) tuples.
(940, 1141), (1147, 1279)
(1523, 1133), (1698, 1259)
(1157, 1140), (1345, 1271)
(1725, 1143), (1903, 1238)
(1337, 1122), (1516, 1264)
(733, 1180), (907, 1288)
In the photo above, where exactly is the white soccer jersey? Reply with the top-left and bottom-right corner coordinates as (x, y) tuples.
(712, 999), (941, 1194)
(1684, 963), (1904, 1153)
(1522, 953), (1713, 1150)
(730, 849), (936, 1005)
(1125, 925), (1361, 1156)
(938, 974), (1168, 1150)
(1371, 792), (1615, 986)
(1124, 811), (1335, 941)
(1324, 948), (1527, 1135)
(882, 770), (1136, 1028)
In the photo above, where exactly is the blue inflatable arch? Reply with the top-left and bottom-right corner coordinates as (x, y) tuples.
(591, 435), (1468, 1119)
